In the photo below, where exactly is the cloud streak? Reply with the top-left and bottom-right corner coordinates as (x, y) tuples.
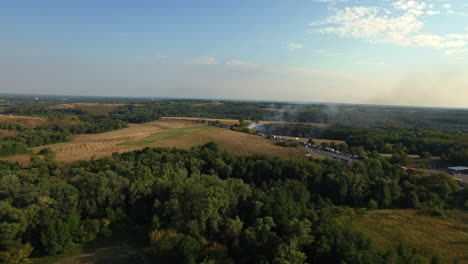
(287, 42), (303, 50)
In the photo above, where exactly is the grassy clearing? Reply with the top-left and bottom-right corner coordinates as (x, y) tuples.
(354, 209), (468, 264)
(119, 125), (216, 146)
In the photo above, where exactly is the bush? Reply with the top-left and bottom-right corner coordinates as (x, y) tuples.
(368, 199), (378, 210)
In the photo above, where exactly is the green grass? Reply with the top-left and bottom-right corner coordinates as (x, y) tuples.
(119, 125), (216, 146)
(354, 209), (468, 264)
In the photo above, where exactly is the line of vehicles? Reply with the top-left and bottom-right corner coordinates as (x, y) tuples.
(270, 135), (366, 163)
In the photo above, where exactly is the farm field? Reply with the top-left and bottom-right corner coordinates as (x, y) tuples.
(3, 119), (306, 165)
(119, 125), (215, 146)
(354, 209), (468, 264)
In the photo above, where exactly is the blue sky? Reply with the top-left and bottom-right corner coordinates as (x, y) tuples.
(1, 0), (468, 107)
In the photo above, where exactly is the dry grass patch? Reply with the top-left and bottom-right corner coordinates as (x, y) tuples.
(312, 138), (346, 145)
(354, 209), (468, 264)
(0, 129), (17, 138)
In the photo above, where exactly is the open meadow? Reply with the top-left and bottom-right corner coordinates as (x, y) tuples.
(3, 119), (305, 165)
(354, 209), (468, 264)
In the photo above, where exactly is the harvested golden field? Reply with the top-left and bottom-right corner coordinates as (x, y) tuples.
(0, 114), (51, 127)
(0, 129), (17, 138)
(191, 101), (224, 107)
(354, 209), (468, 264)
(3, 120), (305, 165)
(49, 103), (128, 114)
(142, 126), (306, 159)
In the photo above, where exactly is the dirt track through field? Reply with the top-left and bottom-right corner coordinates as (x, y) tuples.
(54, 246), (140, 264)
(3, 120), (305, 165)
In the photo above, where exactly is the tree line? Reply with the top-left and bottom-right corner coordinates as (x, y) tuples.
(0, 143), (466, 263)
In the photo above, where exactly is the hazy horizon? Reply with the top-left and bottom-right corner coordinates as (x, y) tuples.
(1, 0), (468, 108)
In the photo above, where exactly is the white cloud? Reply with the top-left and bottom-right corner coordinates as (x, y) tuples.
(392, 0), (427, 16)
(465, 26), (468, 31)
(442, 3), (451, 9)
(426, 10), (440, 15)
(287, 42), (303, 50)
(225, 59), (260, 69)
(311, 1), (468, 55)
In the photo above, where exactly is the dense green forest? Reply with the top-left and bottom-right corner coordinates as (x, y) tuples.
(0, 143), (466, 263)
